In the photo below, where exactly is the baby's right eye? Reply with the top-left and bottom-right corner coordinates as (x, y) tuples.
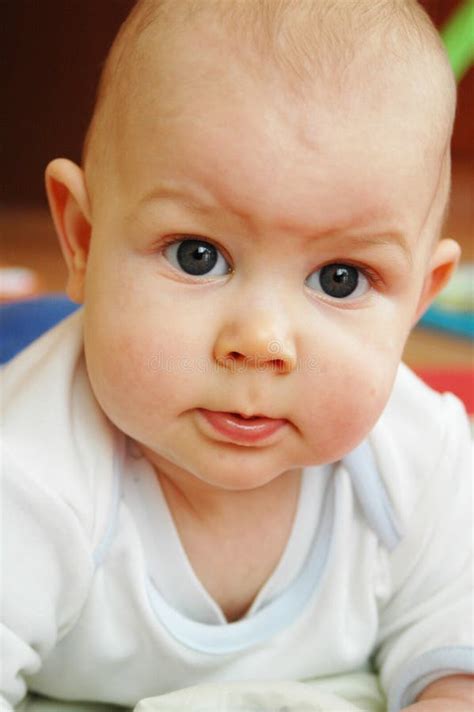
(163, 238), (231, 277)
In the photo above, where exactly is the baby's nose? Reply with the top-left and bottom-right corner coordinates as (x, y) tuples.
(213, 311), (297, 374)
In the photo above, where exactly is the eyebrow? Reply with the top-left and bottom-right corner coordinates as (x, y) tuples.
(138, 185), (216, 215)
(327, 232), (413, 265)
(138, 185), (412, 264)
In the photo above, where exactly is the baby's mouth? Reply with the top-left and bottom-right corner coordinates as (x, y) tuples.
(197, 408), (288, 444)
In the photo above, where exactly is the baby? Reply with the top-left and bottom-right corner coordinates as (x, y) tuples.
(2, 1), (473, 710)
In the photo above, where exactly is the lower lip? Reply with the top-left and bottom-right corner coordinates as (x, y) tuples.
(197, 409), (288, 444)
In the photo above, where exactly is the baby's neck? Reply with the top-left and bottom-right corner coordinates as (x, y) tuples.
(141, 450), (303, 622)
(162, 465), (301, 530)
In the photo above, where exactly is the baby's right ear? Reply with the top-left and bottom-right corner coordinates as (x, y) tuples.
(45, 159), (91, 304)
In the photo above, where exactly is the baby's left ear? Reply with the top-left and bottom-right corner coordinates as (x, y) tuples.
(413, 238), (461, 325)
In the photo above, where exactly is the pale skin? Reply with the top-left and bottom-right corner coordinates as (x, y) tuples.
(45, 16), (472, 711)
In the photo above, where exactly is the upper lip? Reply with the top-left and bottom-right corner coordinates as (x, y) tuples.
(202, 408), (283, 420)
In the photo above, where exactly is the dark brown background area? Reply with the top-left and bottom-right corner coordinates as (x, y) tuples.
(2, 0), (473, 207)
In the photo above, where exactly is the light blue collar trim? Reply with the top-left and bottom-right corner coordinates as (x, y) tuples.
(93, 435), (124, 568)
(344, 439), (402, 551)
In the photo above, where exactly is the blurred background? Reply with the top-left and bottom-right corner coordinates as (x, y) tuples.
(1, 0), (473, 403)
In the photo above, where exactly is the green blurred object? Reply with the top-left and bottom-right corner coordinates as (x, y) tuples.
(441, 0), (474, 80)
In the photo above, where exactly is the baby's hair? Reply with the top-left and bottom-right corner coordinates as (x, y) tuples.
(82, 0), (456, 224)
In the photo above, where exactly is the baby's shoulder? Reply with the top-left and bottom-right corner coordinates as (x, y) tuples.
(2, 309), (117, 549)
(368, 362), (471, 525)
(377, 362), (464, 451)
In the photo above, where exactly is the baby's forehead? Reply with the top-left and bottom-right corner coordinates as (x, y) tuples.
(84, 0), (455, 200)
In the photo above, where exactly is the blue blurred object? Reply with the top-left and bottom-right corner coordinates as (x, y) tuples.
(0, 294), (79, 365)
(419, 305), (474, 340)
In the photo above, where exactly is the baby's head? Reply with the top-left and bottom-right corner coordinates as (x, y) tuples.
(46, 0), (460, 490)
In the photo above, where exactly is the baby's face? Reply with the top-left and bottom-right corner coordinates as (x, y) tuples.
(81, 26), (449, 490)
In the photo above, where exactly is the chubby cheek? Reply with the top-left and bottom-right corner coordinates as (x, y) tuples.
(82, 297), (206, 442)
(296, 326), (401, 463)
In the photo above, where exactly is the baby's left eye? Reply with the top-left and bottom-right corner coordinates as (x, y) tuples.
(305, 263), (370, 299)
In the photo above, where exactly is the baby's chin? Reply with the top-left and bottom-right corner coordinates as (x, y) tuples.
(139, 441), (298, 492)
(139, 436), (348, 495)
